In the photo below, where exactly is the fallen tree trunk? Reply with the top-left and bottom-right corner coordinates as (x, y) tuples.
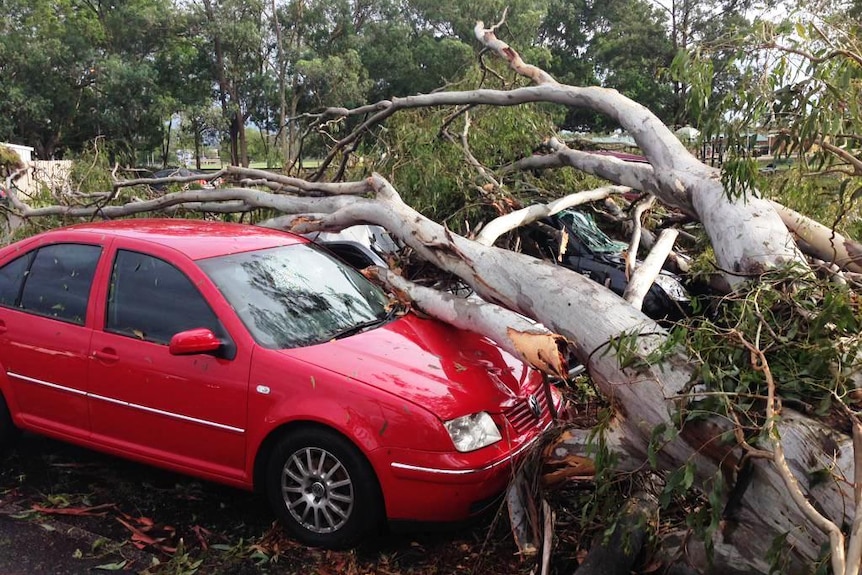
(3, 161), (857, 572)
(281, 173), (854, 573)
(575, 492), (657, 575)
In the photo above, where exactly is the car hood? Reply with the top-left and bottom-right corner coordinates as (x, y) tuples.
(277, 314), (538, 420)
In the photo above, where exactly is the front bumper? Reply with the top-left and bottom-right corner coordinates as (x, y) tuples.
(370, 415), (556, 523)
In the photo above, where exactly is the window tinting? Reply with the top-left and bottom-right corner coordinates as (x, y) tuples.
(18, 244), (101, 324)
(107, 250), (222, 344)
(0, 252), (33, 307)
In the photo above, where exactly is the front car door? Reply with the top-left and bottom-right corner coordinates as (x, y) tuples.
(0, 241), (103, 438)
(87, 246), (251, 483)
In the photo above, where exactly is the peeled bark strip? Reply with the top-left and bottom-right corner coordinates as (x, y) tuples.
(507, 474), (539, 556)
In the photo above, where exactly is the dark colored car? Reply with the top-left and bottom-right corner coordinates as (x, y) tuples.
(0, 219), (561, 549)
(537, 209), (690, 321)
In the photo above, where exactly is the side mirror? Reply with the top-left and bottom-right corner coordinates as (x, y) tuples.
(169, 328), (222, 356)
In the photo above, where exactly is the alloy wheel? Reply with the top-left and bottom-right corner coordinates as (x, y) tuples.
(280, 446), (354, 533)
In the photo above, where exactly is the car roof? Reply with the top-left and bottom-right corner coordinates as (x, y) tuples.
(59, 218), (306, 260)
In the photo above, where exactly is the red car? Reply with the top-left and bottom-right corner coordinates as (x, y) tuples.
(0, 219), (561, 548)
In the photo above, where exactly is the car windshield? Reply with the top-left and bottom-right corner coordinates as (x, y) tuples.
(198, 244), (389, 349)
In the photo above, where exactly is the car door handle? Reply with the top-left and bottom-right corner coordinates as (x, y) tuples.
(92, 348), (119, 363)
(0, 320), (6, 334)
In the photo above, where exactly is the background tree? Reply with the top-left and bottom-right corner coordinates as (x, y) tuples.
(198, 0), (270, 167)
(540, 0), (676, 130)
(0, 0), (100, 158)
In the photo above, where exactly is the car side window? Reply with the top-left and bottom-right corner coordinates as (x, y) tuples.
(106, 250), (223, 344)
(0, 252), (33, 307)
(15, 244), (102, 324)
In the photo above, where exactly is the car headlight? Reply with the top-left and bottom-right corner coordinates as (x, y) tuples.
(444, 412), (502, 452)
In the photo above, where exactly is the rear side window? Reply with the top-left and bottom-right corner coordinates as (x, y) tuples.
(106, 250), (223, 344)
(0, 252), (33, 306)
(16, 244), (102, 324)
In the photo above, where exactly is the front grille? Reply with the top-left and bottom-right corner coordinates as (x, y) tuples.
(503, 389), (549, 435)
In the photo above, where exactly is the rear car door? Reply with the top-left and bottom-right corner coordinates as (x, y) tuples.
(0, 242), (103, 438)
(87, 246), (251, 481)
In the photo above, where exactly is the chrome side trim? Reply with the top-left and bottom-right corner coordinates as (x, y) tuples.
(391, 421), (550, 476)
(88, 393), (245, 434)
(7, 371), (245, 434)
(7, 372), (88, 396)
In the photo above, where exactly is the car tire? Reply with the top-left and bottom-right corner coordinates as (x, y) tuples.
(0, 392), (19, 454)
(266, 427), (383, 549)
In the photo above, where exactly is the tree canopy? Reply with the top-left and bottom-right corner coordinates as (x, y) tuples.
(0, 0), (743, 165)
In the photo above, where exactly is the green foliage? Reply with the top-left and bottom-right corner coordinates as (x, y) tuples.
(682, 270), (862, 430)
(0, 145), (24, 176)
(541, 0), (676, 130)
(0, 0), (202, 162)
(345, 87), (588, 231)
(358, 24), (474, 100)
(296, 50), (372, 110)
(674, 7), (862, 208)
(140, 540), (203, 575)
(68, 141), (114, 196)
(760, 167), (862, 244)
(612, 262), (862, 567)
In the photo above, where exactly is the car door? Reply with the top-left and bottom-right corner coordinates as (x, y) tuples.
(0, 242), (102, 438)
(87, 246), (251, 481)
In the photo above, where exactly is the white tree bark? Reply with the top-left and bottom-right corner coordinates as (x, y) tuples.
(771, 200), (862, 273)
(623, 228), (679, 309)
(475, 186), (629, 247)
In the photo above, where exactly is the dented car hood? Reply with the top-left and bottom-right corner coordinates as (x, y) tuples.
(278, 314), (539, 420)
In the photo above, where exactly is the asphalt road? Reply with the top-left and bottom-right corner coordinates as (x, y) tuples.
(0, 433), (523, 575)
(0, 500), (156, 574)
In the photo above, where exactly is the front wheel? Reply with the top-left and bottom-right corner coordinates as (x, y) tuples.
(265, 427), (383, 549)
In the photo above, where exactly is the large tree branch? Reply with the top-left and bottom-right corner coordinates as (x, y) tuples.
(366, 267), (569, 378)
(770, 200), (862, 273)
(502, 138), (674, 210)
(6, 187), (360, 220)
(473, 21), (558, 85)
(475, 186), (629, 246)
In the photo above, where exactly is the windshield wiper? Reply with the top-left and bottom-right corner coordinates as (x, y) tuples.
(328, 304), (402, 341)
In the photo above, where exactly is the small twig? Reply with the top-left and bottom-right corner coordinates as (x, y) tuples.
(734, 330), (849, 575)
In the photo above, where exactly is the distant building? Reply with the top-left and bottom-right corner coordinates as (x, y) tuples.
(2, 143), (34, 163)
(1, 142), (70, 200)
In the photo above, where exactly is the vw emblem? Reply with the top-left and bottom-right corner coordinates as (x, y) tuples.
(527, 394), (541, 419)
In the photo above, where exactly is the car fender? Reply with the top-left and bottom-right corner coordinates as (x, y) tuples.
(245, 353), (452, 490)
